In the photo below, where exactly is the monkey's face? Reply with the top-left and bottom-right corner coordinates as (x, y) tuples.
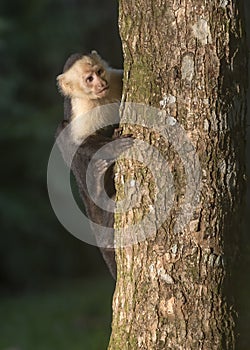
(57, 56), (110, 100)
(83, 64), (110, 99)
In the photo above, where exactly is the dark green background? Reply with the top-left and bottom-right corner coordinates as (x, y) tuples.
(0, 0), (123, 291)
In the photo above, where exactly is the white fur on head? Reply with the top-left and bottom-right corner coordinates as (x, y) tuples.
(57, 74), (73, 97)
(57, 51), (110, 98)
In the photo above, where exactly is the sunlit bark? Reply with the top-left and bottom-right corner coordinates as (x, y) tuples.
(109, 1), (247, 349)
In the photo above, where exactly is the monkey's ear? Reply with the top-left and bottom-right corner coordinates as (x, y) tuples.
(57, 74), (73, 96)
(91, 50), (102, 61)
(90, 50), (108, 69)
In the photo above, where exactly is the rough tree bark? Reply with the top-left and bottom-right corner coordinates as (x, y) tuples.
(108, 1), (247, 349)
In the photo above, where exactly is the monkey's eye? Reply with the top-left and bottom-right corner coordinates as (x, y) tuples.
(97, 68), (104, 76)
(86, 76), (94, 83)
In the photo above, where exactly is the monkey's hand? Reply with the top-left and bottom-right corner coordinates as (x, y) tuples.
(113, 127), (123, 138)
(94, 159), (111, 176)
(103, 136), (134, 161)
(114, 137), (134, 156)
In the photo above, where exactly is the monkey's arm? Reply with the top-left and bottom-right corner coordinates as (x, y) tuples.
(79, 133), (133, 161)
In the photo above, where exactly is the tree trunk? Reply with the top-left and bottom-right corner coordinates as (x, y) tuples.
(109, 1), (247, 349)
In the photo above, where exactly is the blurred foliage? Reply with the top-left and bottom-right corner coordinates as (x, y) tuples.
(0, 0), (122, 290)
(0, 278), (114, 349)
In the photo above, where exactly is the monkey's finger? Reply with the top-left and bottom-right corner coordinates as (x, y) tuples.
(113, 127), (123, 138)
(94, 159), (109, 173)
(95, 159), (114, 173)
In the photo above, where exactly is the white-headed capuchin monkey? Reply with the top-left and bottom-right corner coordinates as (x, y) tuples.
(56, 51), (133, 279)
(57, 51), (126, 143)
